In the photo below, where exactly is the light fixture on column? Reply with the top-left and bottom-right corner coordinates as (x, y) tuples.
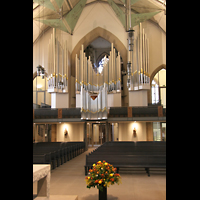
(127, 61), (131, 88)
(37, 65), (45, 79)
(128, 29), (134, 51)
(127, 29), (134, 89)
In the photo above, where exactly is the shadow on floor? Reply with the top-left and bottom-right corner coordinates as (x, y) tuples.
(81, 194), (118, 200)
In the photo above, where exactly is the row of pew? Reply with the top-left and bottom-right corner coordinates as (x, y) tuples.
(85, 141), (166, 176)
(33, 142), (85, 169)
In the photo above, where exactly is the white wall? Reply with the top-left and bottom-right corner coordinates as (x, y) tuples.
(72, 2), (126, 52)
(107, 92), (121, 108)
(129, 90), (148, 107)
(119, 122), (146, 141)
(56, 123), (84, 142)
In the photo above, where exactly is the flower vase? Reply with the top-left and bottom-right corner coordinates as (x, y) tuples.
(99, 186), (107, 200)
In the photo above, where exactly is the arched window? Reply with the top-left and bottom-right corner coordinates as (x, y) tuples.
(97, 56), (109, 74)
(151, 69), (166, 108)
(33, 74), (51, 108)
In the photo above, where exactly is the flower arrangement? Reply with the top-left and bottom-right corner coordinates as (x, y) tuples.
(85, 160), (121, 192)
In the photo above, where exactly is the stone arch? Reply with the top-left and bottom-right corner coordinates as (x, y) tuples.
(71, 27), (127, 77)
(148, 64), (166, 104)
(150, 64), (166, 84)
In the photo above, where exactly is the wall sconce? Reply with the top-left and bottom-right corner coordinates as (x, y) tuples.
(64, 128), (68, 138)
(133, 127), (137, 137)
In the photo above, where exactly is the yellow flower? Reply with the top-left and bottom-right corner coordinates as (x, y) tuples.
(88, 177), (90, 179)
(104, 162), (108, 165)
(98, 180), (102, 184)
(93, 164), (96, 167)
(110, 174), (113, 177)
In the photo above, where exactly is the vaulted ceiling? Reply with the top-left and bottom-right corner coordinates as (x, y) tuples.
(33, 0), (166, 43)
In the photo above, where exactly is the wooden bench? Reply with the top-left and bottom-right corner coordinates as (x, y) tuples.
(85, 141), (166, 176)
(33, 143), (63, 167)
(85, 154), (166, 176)
(33, 153), (51, 165)
(33, 150), (57, 169)
(33, 142), (85, 170)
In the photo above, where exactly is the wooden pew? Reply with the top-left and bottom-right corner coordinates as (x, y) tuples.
(33, 149), (57, 169)
(33, 153), (51, 165)
(85, 154), (166, 176)
(33, 142), (85, 170)
(85, 141), (166, 176)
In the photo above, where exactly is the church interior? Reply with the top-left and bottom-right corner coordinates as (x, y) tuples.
(33, 0), (166, 199)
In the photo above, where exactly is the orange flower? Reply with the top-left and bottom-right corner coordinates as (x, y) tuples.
(95, 180), (98, 183)
(110, 178), (114, 182)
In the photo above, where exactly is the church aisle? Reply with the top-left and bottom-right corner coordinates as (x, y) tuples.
(50, 147), (166, 200)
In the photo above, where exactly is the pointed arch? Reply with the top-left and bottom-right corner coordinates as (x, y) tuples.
(148, 64), (166, 104)
(96, 52), (110, 67)
(71, 27), (127, 76)
(150, 64), (166, 84)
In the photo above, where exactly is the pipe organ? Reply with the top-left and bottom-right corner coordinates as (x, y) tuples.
(76, 44), (121, 120)
(47, 28), (69, 108)
(47, 28), (68, 93)
(127, 23), (150, 91)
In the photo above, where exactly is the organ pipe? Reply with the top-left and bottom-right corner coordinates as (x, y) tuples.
(127, 23), (150, 90)
(47, 28), (68, 93)
(75, 43), (121, 119)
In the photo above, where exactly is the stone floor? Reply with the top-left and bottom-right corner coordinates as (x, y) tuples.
(34, 147), (166, 200)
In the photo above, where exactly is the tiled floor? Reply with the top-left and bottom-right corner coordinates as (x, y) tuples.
(34, 147), (166, 200)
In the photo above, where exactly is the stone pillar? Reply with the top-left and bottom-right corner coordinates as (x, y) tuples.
(84, 122), (88, 151)
(51, 124), (57, 142)
(146, 122), (153, 141)
(105, 121), (109, 142)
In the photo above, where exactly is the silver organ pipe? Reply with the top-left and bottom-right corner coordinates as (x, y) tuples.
(127, 23), (150, 90)
(75, 43), (121, 119)
(47, 28), (68, 93)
